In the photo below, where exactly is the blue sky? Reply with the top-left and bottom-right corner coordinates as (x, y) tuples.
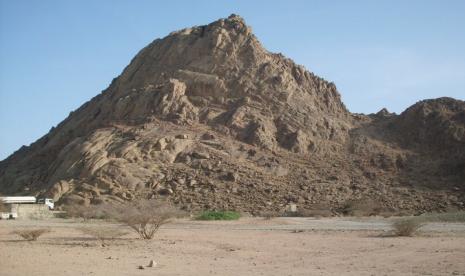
(1, 0), (464, 160)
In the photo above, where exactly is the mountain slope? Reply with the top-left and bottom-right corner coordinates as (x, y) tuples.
(0, 15), (464, 214)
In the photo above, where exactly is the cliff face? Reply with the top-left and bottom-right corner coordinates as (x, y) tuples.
(0, 15), (463, 214)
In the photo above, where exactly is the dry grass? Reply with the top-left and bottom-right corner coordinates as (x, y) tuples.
(78, 227), (127, 246)
(12, 229), (51, 241)
(391, 218), (424, 237)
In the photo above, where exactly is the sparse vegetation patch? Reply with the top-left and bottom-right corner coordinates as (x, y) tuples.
(78, 227), (127, 246)
(419, 211), (465, 223)
(63, 204), (109, 220)
(391, 218), (424, 237)
(12, 228), (51, 241)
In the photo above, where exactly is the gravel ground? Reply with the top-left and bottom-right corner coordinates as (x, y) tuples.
(1, 217), (464, 276)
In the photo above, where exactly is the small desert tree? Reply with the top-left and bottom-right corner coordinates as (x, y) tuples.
(104, 200), (181, 240)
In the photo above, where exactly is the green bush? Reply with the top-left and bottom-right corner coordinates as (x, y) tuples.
(196, 211), (241, 221)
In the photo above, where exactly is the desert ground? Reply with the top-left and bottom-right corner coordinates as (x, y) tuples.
(1, 217), (465, 276)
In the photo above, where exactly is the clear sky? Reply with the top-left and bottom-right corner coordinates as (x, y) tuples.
(1, 0), (464, 160)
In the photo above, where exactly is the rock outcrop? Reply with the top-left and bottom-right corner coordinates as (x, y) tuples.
(0, 15), (464, 214)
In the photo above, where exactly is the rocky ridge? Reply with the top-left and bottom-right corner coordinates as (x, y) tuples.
(0, 15), (464, 215)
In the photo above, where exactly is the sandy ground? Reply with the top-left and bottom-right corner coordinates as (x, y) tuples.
(1, 217), (465, 276)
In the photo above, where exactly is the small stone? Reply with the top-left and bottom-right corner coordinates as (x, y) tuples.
(147, 260), (157, 267)
(158, 188), (174, 195)
(192, 151), (210, 159)
(138, 265), (145, 270)
(175, 134), (189, 139)
(200, 161), (213, 170)
(201, 133), (215, 140)
(287, 203), (297, 212)
(154, 138), (168, 151)
(224, 172), (238, 182)
(247, 149), (256, 156)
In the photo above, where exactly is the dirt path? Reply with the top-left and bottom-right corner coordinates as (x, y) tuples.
(1, 218), (464, 276)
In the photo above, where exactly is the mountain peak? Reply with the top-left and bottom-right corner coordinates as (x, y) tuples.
(1, 16), (463, 215)
(168, 13), (252, 40)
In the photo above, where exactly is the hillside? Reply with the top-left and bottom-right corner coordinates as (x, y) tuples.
(0, 15), (464, 214)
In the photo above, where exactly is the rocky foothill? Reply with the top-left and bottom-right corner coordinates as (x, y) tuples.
(1, 15), (464, 215)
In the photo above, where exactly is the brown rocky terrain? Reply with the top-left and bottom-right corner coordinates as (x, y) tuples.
(0, 14), (464, 214)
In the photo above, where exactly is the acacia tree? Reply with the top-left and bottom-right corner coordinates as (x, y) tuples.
(104, 200), (181, 240)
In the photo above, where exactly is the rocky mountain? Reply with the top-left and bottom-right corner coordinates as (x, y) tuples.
(0, 15), (464, 215)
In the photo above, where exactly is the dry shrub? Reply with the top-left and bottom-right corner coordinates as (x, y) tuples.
(303, 203), (333, 218)
(12, 229), (50, 241)
(64, 204), (109, 220)
(281, 209), (332, 218)
(79, 227), (127, 246)
(341, 199), (383, 217)
(392, 218), (424, 237)
(378, 211), (397, 218)
(0, 194), (8, 212)
(420, 211), (465, 223)
(104, 200), (182, 240)
(260, 211), (279, 220)
(0, 201), (7, 212)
